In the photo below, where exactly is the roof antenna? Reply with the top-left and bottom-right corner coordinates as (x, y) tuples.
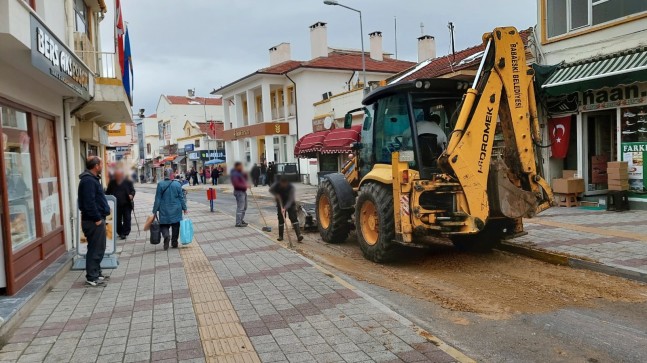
(420, 22), (424, 36)
(448, 22), (456, 63)
(394, 16), (398, 59)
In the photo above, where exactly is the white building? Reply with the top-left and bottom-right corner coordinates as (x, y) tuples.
(535, 1), (647, 204)
(0, 0), (131, 294)
(215, 22), (415, 183)
(152, 95), (223, 176)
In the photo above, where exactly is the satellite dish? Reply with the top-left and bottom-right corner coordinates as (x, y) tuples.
(323, 116), (333, 129)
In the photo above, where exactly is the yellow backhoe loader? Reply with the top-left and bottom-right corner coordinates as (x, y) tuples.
(315, 27), (554, 262)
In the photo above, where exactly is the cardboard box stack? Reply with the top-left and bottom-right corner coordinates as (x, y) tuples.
(607, 161), (629, 191)
(552, 170), (585, 194)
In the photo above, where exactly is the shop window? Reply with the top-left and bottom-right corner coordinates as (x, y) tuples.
(1, 107), (37, 250)
(195, 139), (200, 148)
(35, 117), (62, 234)
(146, 143), (151, 154)
(546, 0), (647, 38)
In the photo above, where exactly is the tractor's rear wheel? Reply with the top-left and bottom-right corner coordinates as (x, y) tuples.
(355, 182), (398, 263)
(316, 179), (352, 244)
(450, 222), (504, 252)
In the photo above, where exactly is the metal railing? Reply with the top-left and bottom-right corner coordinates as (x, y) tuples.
(256, 111), (264, 123)
(75, 50), (122, 79)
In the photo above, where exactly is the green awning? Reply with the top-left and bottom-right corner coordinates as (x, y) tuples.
(542, 47), (647, 96)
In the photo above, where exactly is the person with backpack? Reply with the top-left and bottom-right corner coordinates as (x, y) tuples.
(152, 168), (188, 250)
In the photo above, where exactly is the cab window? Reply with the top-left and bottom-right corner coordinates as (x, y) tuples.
(373, 94), (415, 166)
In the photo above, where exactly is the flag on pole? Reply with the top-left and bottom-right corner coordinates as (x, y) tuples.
(123, 27), (133, 104)
(115, 0), (125, 77)
(209, 120), (216, 138)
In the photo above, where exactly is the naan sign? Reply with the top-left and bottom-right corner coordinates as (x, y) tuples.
(30, 15), (92, 100)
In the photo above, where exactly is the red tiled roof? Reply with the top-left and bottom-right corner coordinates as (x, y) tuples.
(259, 60), (303, 74)
(165, 96), (223, 106)
(396, 28), (532, 82)
(302, 51), (415, 73)
(147, 113), (157, 118)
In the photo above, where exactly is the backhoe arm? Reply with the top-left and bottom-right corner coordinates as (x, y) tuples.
(440, 27), (553, 227)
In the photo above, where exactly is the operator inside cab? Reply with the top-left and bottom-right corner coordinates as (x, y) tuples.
(402, 109), (448, 153)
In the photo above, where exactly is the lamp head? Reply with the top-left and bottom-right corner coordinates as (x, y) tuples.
(323, 0), (338, 5)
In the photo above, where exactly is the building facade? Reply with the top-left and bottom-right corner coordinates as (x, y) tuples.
(0, 0), (131, 294)
(215, 22), (415, 183)
(536, 0), (647, 203)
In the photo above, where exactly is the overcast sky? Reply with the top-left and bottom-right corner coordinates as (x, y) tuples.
(101, 0), (537, 116)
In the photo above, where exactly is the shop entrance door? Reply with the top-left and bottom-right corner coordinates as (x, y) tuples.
(583, 110), (617, 194)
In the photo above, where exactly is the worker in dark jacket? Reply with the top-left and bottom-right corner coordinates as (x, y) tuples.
(78, 156), (111, 287)
(106, 169), (136, 240)
(230, 162), (249, 227)
(270, 177), (303, 242)
(250, 164), (261, 187)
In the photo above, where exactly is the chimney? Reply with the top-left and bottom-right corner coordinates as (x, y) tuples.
(369, 31), (383, 61)
(417, 35), (436, 62)
(310, 22), (328, 59)
(269, 43), (292, 66)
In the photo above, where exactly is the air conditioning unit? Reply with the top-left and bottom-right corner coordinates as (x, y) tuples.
(322, 91), (332, 100)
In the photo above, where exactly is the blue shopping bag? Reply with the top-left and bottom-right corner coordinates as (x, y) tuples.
(180, 218), (194, 245)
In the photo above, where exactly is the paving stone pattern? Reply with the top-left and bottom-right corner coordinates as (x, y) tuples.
(0, 192), (458, 363)
(514, 208), (647, 273)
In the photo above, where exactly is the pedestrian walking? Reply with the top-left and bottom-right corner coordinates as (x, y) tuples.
(152, 168), (188, 250)
(105, 169), (136, 240)
(190, 168), (198, 185)
(251, 163), (260, 187)
(78, 156), (111, 287)
(270, 177), (304, 242)
(211, 167), (219, 185)
(230, 162), (249, 227)
(267, 162), (275, 186)
(199, 167), (205, 184)
(203, 167), (210, 185)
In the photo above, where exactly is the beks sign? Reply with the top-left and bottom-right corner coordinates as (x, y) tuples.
(30, 15), (92, 100)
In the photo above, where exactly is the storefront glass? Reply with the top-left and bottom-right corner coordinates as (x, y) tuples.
(36, 117), (62, 234)
(584, 111), (616, 191)
(620, 106), (647, 193)
(1, 107), (37, 250)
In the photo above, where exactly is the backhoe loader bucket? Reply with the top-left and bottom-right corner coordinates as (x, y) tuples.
(488, 159), (538, 219)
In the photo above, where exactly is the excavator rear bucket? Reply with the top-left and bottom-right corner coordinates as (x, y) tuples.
(488, 159), (539, 219)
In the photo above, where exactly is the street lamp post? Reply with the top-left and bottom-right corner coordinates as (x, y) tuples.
(324, 0), (366, 90)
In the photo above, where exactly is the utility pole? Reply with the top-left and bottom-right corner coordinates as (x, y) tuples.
(394, 16), (398, 59)
(448, 22), (456, 63)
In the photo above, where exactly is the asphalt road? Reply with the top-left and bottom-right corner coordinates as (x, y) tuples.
(139, 187), (647, 363)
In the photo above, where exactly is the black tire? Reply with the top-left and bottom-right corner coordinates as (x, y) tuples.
(355, 182), (398, 263)
(450, 221), (504, 252)
(316, 179), (352, 244)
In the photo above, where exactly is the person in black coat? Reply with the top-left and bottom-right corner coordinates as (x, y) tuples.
(106, 169), (136, 240)
(250, 164), (261, 187)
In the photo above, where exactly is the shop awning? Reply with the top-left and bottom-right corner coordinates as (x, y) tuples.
(542, 47), (647, 96)
(152, 161), (163, 168)
(162, 155), (176, 162)
(321, 125), (362, 154)
(294, 130), (330, 158)
(173, 155), (185, 163)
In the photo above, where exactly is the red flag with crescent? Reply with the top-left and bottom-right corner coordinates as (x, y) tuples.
(548, 116), (571, 159)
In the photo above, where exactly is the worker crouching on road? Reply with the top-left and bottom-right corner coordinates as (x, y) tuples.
(270, 177), (304, 243)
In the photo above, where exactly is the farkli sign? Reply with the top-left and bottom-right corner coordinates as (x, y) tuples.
(30, 15), (92, 100)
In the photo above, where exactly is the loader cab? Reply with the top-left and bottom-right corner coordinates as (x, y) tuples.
(355, 79), (467, 179)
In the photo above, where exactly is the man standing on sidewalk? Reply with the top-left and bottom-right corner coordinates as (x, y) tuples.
(105, 169), (136, 240)
(231, 162), (249, 227)
(270, 177), (304, 242)
(78, 156), (111, 287)
(251, 163), (260, 187)
(153, 168), (188, 250)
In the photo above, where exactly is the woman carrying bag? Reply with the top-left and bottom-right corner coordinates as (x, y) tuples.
(152, 168), (188, 250)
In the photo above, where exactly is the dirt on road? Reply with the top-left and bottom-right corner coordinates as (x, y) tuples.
(271, 228), (647, 320)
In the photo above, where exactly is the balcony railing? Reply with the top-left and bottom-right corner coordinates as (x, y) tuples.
(75, 50), (122, 80)
(288, 104), (296, 117)
(256, 111), (264, 123)
(272, 106), (285, 120)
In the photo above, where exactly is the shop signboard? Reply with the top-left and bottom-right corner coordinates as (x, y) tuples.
(30, 15), (92, 100)
(580, 83), (647, 112)
(185, 144), (195, 151)
(200, 150), (226, 161)
(621, 142), (647, 193)
(188, 152), (200, 160)
(73, 196), (118, 269)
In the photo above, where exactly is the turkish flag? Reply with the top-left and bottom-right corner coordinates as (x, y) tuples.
(548, 116), (571, 159)
(209, 121), (216, 138)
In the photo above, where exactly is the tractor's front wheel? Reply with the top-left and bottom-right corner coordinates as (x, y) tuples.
(355, 182), (398, 263)
(316, 179), (352, 244)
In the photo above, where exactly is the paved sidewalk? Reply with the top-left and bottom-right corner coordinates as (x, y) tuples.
(509, 207), (647, 280)
(0, 193), (465, 362)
